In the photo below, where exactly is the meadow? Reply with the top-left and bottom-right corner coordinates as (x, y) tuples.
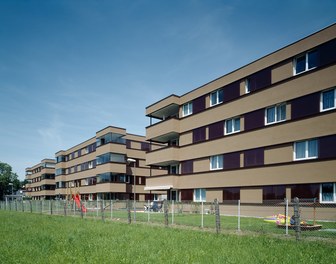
(0, 210), (335, 264)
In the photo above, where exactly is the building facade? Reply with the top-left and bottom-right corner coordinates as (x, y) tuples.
(25, 159), (56, 200)
(145, 24), (336, 204)
(55, 126), (165, 201)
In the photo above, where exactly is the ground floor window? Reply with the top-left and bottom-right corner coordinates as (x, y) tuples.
(194, 188), (206, 202)
(320, 183), (336, 203)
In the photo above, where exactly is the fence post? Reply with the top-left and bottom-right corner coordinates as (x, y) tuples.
(127, 199), (131, 224)
(64, 200), (67, 216)
(285, 198), (289, 235)
(29, 200), (32, 213)
(110, 199), (113, 220)
(101, 200), (105, 222)
(147, 200), (150, 223)
(40, 200), (43, 214)
(201, 201), (204, 228)
(22, 200), (24, 212)
(80, 199), (84, 219)
(215, 199), (221, 234)
(238, 200), (241, 232)
(172, 200), (174, 225)
(164, 200), (169, 226)
(293, 197), (301, 241)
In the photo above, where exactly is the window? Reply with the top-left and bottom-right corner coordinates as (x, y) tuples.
(170, 164), (179, 175)
(294, 139), (318, 160)
(320, 183), (336, 203)
(182, 102), (193, 117)
(194, 188), (206, 202)
(225, 117), (240, 134)
(265, 103), (286, 125)
(294, 50), (318, 75)
(210, 89), (224, 106)
(245, 78), (250, 94)
(321, 88), (336, 111)
(210, 155), (223, 170)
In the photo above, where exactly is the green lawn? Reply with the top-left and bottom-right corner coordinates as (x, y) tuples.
(0, 211), (335, 264)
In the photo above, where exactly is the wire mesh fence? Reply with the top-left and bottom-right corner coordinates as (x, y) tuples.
(1, 198), (335, 241)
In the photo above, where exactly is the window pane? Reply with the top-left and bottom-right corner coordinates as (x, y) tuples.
(234, 118), (240, 131)
(210, 92), (217, 105)
(322, 89), (335, 110)
(295, 142), (305, 159)
(308, 50), (318, 69)
(321, 183), (334, 202)
(218, 155), (223, 169)
(295, 55), (306, 74)
(218, 89), (224, 103)
(277, 104), (286, 121)
(267, 107), (275, 123)
(226, 120), (232, 133)
(308, 139), (318, 157)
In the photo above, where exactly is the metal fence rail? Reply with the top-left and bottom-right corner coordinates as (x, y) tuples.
(1, 198), (335, 241)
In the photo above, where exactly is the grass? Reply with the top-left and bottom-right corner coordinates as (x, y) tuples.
(0, 210), (336, 264)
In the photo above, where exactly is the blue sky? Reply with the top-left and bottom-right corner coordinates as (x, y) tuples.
(0, 0), (335, 180)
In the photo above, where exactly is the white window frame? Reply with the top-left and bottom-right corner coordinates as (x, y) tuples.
(182, 102), (193, 117)
(210, 89), (223, 106)
(293, 49), (317, 75)
(320, 88), (336, 112)
(245, 78), (250, 94)
(225, 117), (240, 135)
(194, 188), (206, 202)
(170, 164), (179, 175)
(265, 103), (286, 125)
(320, 183), (336, 204)
(210, 155), (223, 170)
(293, 139), (318, 161)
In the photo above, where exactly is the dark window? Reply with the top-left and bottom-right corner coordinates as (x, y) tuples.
(193, 95), (206, 114)
(291, 93), (320, 120)
(141, 142), (151, 151)
(224, 152), (240, 170)
(319, 135), (336, 159)
(248, 67), (271, 92)
(208, 121), (224, 140)
(223, 187), (240, 200)
(291, 184), (319, 199)
(319, 39), (336, 67)
(223, 81), (240, 102)
(126, 139), (131, 149)
(244, 109), (264, 131)
(193, 127), (206, 143)
(263, 185), (286, 200)
(181, 160), (193, 174)
(244, 148), (264, 167)
(181, 189), (193, 201)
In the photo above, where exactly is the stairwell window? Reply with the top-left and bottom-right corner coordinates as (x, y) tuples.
(182, 102), (193, 117)
(210, 89), (224, 106)
(293, 49), (318, 75)
(294, 139), (318, 160)
(265, 103), (286, 125)
(321, 88), (336, 112)
(210, 155), (223, 170)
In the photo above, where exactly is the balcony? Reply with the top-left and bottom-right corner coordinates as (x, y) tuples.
(146, 146), (179, 166)
(146, 117), (180, 142)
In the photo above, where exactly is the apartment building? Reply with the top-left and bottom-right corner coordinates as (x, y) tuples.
(145, 24), (336, 204)
(25, 159), (56, 200)
(55, 126), (165, 201)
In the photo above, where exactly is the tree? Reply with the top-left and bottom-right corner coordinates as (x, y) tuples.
(0, 161), (20, 200)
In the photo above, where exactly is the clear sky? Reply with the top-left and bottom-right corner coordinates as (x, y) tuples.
(0, 0), (335, 180)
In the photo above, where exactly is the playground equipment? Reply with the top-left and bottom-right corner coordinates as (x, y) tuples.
(66, 187), (87, 213)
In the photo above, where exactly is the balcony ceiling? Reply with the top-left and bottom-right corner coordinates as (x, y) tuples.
(148, 103), (179, 120)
